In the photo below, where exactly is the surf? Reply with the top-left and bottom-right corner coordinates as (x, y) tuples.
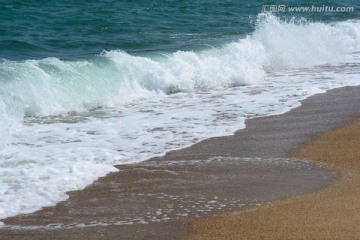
(0, 14), (360, 222)
(0, 14), (359, 121)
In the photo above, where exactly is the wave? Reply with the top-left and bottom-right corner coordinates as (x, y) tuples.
(1, 13), (360, 222)
(0, 14), (359, 120)
(254, 15), (360, 70)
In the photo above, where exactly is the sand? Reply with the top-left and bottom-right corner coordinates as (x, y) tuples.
(1, 86), (360, 240)
(185, 113), (360, 239)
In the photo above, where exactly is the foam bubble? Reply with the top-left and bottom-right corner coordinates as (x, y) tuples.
(0, 158), (118, 220)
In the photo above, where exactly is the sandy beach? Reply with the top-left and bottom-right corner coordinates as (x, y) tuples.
(185, 102), (360, 239)
(1, 85), (360, 240)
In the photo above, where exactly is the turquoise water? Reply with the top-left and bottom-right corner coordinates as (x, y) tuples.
(1, 0), (359, 60)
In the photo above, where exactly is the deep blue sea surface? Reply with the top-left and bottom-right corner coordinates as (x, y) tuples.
(1, 0), (359, 60)
(0, 0), (360, 224)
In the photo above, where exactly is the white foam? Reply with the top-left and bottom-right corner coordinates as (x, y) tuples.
(0, 101), (11, 151)
(253, 15), (360, 69)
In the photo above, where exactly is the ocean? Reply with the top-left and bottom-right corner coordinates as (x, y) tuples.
(0, 0), (359, 223)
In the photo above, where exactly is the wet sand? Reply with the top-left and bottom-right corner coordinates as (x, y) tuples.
(185, 104), (360, 239)
(1, 86), (360, 239)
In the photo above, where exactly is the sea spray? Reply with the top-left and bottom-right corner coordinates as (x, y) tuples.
(253, 14), (360, 69)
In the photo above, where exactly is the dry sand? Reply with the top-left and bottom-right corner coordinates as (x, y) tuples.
(185, 116), (360, 239)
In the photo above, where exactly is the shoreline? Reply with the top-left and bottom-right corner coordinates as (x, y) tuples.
(185, 113), (360, 239)
(1, 86), (360, 239)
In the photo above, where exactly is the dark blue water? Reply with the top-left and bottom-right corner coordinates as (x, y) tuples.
(1, 0), (359, 60)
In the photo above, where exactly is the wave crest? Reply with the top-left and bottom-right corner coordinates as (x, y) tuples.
(0, 14), (359, 119)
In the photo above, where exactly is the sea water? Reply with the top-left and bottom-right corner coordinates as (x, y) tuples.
(0, 1), (360, 221)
